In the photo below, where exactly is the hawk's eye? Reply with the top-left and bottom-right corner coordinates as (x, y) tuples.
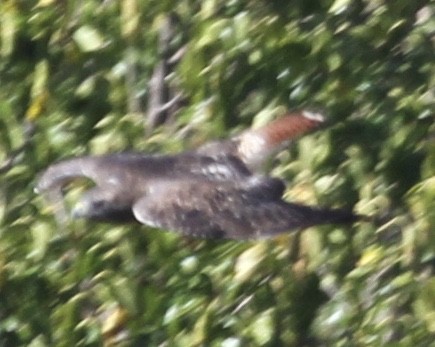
(92, 200), (107, 210)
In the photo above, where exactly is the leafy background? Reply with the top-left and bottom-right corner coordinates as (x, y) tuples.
(0, 0), (434, 346)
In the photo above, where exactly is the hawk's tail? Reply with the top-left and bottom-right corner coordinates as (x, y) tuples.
(237, 110), (325, 168)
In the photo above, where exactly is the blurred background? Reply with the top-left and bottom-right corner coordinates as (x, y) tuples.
(0, 0), (434, 346)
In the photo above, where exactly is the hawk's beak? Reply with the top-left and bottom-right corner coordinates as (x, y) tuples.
(71, 202), (88, 219)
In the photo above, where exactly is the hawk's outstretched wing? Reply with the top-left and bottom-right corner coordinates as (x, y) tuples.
(132, 176), (359, 240)
(35, 152), (253, 224)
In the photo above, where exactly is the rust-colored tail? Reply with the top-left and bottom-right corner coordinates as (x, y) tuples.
(237, 110), (324, 168)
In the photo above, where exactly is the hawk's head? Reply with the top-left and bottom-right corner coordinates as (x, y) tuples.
(72, 189), (136, 223)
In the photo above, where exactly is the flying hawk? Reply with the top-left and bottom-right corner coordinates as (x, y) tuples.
(36, 111), (361, 240)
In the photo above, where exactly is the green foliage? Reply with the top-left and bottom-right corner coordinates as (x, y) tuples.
(0, 0), (434, 346)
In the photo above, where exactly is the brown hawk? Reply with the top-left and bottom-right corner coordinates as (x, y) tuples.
(36, 111), (361, 240)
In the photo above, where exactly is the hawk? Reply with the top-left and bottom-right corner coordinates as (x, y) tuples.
(36, 111), (361, 240)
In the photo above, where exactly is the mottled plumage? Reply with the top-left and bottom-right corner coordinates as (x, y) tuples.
(36, 111), (360, 240)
